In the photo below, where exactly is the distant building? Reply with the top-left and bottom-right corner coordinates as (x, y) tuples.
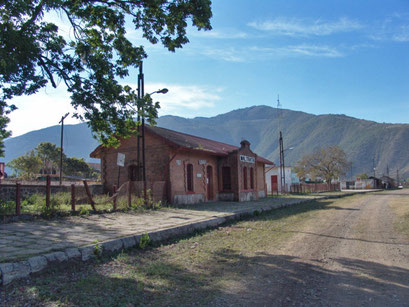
(90, 126), (274, 204)
(342, 176), (383, 190)
(265, 166), (299, 194)
(379, 176), (396, 189)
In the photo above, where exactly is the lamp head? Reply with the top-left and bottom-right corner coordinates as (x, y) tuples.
(157, 88), (168, 94)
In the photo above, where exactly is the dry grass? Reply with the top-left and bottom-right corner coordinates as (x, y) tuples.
(388, 191), (409, 237)
(1, 197), (344, 307)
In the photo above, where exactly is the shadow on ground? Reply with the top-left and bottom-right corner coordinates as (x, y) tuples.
(3, 248), (408, 306)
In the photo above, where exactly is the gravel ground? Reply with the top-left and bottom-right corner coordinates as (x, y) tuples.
(213, 189), (409, 306)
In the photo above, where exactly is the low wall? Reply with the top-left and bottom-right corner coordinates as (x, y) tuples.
(239, 191), (257, 202)
(0, 183), (103, 202)
(290, 183), (340, 193)
(218, 192), (235, 201)
(173, 193), (205, 205)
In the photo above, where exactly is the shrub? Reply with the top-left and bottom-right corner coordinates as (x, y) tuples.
(139, 233), (150, 249)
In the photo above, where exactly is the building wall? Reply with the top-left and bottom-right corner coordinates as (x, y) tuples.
(265, 167), (295, 194)
(237, 141), (258, 202)
(100, 131), (171, 194)
(218, 153), (239, 201)
(169, 150), (219, 205)
(95, 135), (269, 205)
(256, 162), (266, 198)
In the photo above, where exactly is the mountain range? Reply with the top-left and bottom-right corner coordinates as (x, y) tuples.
(3, 105), (409, 179)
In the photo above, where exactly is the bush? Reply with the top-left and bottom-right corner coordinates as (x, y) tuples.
(139, 233), (150, 249)
(0, 200), (16, 215)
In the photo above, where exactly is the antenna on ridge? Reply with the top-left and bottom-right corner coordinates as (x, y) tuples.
(276, 94), (282, 132)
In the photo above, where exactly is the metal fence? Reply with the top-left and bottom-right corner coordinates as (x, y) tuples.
(290, 183), (340, 194)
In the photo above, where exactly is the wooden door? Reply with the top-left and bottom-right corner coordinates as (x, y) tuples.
(271, 175), (278, 193)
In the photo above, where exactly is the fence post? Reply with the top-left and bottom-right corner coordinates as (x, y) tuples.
(128, 181), (132, 207)
(83, 180), (96, 211)
(113, 185), (117, 211)
(16, 183), (21, 216)
(46, 175), (51, 208)
(71, 184), (76, 212)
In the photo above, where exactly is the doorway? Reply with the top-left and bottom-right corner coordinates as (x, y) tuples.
(206, 165), (213, 200)
(271, 175), (278, 194)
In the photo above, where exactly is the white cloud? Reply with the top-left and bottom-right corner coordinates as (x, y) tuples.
(250, 45), (343, 58)
(144, 83), (222, 116)
(369, 14), (409, 43)
(197, 43), (344, 62)
(7, 83), (223, 137)
(7, 87), (81, 137)
(190, 29), (248, 39)
(280, 44), (344, 57)
(248, 17), (363, 37)
(200, 47), (247, 62)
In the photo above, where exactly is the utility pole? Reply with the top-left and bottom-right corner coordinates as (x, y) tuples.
(279, 131), (285, 193)
(59, 112), (69, 185)
(397, 169), (400, 186)
(372, 158), (376, 178)
(277, 94), (286, 193)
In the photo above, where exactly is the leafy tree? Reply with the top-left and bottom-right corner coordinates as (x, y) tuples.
(36, 142), (62, 174)
(294, 146), (351, 183)
(7, 150), (42, 179)
(0, 0), (212, 153)
(64, 156), (96, 178)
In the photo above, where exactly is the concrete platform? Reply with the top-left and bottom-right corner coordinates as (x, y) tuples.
(0, 190), (377, 285)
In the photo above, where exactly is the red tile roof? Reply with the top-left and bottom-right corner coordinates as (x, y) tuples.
(90, 125), (274, 165)
(147, 126), (274, 165)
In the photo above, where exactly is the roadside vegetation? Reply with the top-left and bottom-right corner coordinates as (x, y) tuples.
(388, 191), (409, 237)
(2, 197), (343, 306)
(0, 191), (162, 217)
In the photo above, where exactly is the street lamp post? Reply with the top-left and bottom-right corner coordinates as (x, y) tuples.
(136, 62), (168, 203)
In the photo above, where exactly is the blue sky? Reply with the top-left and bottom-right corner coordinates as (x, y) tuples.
(8, 0), (409, 136)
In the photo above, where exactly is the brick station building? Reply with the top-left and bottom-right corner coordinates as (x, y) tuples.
(90, 126), (274, 205)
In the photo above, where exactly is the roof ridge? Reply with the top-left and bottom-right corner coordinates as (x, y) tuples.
(148, 125), (238, 149)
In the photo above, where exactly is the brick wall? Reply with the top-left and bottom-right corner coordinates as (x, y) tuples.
(169, 150), (219, 204)
(236, 141), (259, 201)
(98, 131), (171, 193)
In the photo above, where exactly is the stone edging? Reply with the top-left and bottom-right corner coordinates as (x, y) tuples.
(0, 192), (368, 285)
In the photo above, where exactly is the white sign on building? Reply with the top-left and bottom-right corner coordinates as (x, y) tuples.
(117, 153), (125, 167)
(240, 155), (255, 163)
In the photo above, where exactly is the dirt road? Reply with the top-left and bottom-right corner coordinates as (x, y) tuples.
(221, 189), (409, 306)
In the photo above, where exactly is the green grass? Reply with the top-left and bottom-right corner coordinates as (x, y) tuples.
(2, 197), (343, 307)
(0, 191), (162, 217)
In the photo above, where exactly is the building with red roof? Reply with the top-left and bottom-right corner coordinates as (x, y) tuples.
(90, 126), (274, 204)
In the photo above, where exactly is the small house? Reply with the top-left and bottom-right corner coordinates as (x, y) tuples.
(90, 126), (274, 204)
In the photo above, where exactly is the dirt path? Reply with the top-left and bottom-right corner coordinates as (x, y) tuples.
(218, 190), (409, 306)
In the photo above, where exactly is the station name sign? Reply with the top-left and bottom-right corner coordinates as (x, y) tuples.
(240, 155), (255, 163)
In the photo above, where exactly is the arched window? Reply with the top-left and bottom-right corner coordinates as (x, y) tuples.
(187, 164), (194, 192)
(250, 168), (254, 189)
(222, 166), (231, 190)
(243, 167), (248, 190)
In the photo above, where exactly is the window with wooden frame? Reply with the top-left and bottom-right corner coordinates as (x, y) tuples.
(250, 167), (254, 189)
(222, 166), (232, 190)
(243, 166), (248, 190)
(187, 163), (194, 192)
